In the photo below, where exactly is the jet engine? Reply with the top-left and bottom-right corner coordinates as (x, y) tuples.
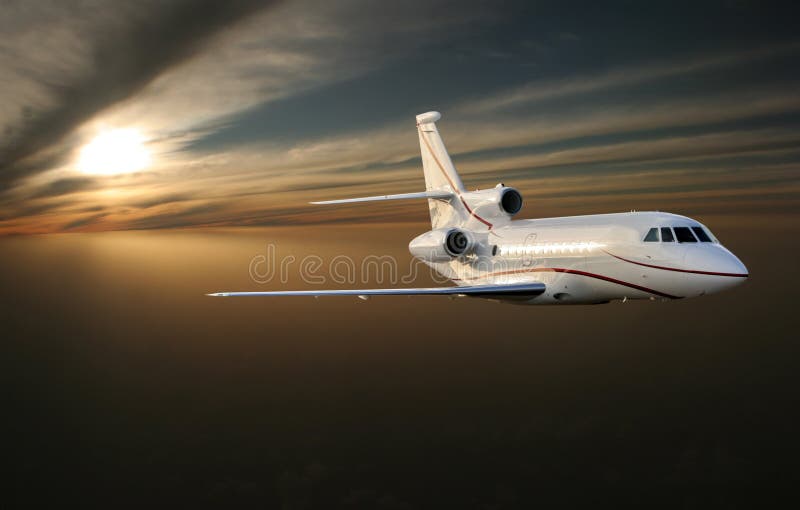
(460, 184), (523, 225)
(498, 186), (523, 215)
(408, 228), (475, 262)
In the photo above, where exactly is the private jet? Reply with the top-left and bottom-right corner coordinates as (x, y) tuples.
(208, 111), (748, 304)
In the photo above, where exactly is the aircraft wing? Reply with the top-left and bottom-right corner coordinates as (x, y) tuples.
(310, 190), (452, 205)
(207, 282), (545, 297)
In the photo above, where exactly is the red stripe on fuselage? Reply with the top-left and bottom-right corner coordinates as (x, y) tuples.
(418, 127), (493, 229)
(453, 267), (681, 299)
(459, 196), (493, 228)
(603, 251), (748, 277)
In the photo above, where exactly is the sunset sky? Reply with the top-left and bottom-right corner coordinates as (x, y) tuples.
(2, 0), (798, 234)
(4, 2), (800, 506)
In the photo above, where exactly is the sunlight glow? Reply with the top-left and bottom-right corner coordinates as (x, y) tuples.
(78, 129), (151, 175)
(500, 241), (605, 257)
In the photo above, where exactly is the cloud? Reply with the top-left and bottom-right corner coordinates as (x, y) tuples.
(28, 177), (97, 199)
(0, 1), (798, 233)
(92, 0), (494, 153)
(0, 0), (496, 200)
(450, 128), (800, 176)
(166, 85), (800, 190)
(0, 0), (277, 186)
(129, 193), (193, 209)
(121, 202), (225, 230)
(62, 212), (107, 230)
(459, 42), (800, 115)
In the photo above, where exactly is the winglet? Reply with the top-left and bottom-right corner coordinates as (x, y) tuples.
(416, 111), (441, 125)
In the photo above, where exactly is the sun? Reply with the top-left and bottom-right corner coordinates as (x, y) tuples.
(78, 128), (151, 175)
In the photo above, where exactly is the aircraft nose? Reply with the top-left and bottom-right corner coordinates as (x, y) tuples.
(683, 246), (748, 296)
(686, 246), (747, 275)
(717, 251), (748, 292)
(725, 251), (748, 278)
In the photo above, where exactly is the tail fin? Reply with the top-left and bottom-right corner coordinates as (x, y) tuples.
(416, 111), (468, 229)
(311, 112), (489, 230)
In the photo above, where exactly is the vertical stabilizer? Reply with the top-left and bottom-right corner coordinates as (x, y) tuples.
(416, 111), (468, 228)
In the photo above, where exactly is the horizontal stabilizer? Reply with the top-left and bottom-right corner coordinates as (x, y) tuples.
(310, 190), (452, 205)
(207, 282), (546, 297)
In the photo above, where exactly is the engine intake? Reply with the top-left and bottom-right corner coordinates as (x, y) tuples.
(409, 228), (475, 262)
(445, 229), (471, 256)
(500, 188), (523, 215)
(459, 185), (524, 226)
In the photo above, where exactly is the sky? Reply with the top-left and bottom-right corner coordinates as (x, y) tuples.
(1, 0), (799, 234)
(3, 2), (800, 506)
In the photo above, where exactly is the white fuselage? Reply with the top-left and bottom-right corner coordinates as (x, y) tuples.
(418, 211), (748, 304)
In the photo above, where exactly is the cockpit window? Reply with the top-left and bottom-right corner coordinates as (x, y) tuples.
(691, 226), (712, 242)
(643, 228), (659, 242)
(673, 227), (697, 243)
(660, 227), (675, 242)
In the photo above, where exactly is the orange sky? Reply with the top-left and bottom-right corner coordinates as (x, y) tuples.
(1, 1), (798, 235)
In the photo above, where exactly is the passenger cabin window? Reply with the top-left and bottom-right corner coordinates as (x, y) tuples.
(691, 226), (713, 242)
(661, 227), (675, 242)
(643, 228), (659, 242)
(673, 227), (697, 243)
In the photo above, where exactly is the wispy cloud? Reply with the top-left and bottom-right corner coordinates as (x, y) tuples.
(0, 1), (798, 234)
(1, 0), (492, 187)
(0, 0), (277, 186)
(459, 42), (800, 115)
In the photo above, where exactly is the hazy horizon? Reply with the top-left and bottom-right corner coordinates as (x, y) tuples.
(4, 218), (800, 506)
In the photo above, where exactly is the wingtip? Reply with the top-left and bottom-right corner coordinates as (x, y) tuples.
(206, 292), (228, 297)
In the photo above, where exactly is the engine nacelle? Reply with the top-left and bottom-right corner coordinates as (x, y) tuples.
(408, 228), (475, 262)
(461, 184), (523, 224)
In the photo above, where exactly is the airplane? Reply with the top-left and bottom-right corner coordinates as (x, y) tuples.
(208, 111), (748, 304)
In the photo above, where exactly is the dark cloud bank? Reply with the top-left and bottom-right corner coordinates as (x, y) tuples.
(0, 0), (277, 187)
